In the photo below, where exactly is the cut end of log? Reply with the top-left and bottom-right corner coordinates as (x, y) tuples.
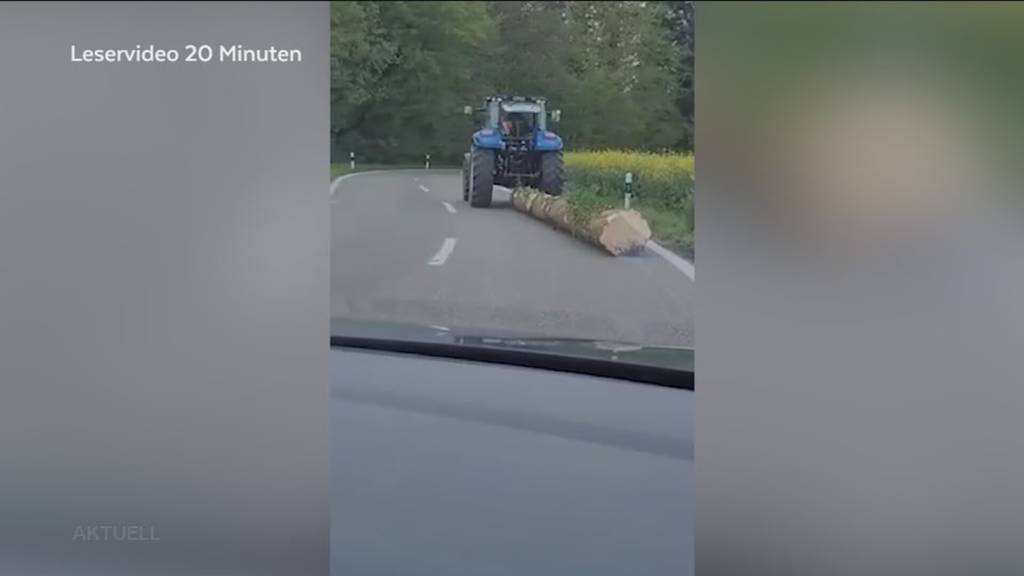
(595, 209), (652, 256)
(510, 187), (652, 256)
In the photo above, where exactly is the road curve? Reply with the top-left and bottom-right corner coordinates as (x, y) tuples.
(331, 170), (694, 347)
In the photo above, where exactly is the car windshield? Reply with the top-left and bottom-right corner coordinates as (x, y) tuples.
(330, 1), (695, 366)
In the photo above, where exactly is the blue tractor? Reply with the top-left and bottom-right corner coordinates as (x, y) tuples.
(462, 96), (564, 207)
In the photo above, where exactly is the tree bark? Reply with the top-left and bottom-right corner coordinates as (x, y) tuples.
(510, 188), (651, 256)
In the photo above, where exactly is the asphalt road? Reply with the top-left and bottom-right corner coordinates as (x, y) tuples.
(331, 170), (694, 347)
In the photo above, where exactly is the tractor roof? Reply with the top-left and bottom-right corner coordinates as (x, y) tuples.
(500, 101), (543, 114)
(487, 95), (546, 103)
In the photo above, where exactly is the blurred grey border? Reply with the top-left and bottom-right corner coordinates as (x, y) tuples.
(698, 3), (1024, 575)
(0, 2), (328, 575)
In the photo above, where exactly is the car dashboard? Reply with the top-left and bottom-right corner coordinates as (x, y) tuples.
(331, 345), (693, 576)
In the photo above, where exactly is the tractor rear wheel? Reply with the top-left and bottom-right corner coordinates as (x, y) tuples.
(539, 151), (564, 196)
(461, 153), (470, 201)
(470, 147), (495, 207)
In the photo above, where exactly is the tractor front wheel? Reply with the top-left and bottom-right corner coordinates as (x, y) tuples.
(470, 147), (495, 207)
(539, 151), (564, 196)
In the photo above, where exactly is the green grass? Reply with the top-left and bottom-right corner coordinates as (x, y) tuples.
(330, 163), (457, 180)
(566, 183), (694, 259)
(636, 199), (694, 259)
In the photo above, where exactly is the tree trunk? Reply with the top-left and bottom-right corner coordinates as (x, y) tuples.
(510, 188), (651, 256)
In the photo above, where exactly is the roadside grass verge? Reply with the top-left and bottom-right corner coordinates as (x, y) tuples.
(564, 151), (694, 259)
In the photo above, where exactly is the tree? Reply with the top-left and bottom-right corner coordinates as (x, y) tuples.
(331, 1), (496, 164)
(486, 1), (686, 150)
(330, 1), (693, 163)
(663, 1), (694, 150)
(330, 1), (398, 161)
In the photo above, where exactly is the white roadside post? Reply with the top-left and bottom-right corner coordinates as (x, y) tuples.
(624, 172), (634, 210)
(425, 154), (430, 169)
(349, 151), (355, 170)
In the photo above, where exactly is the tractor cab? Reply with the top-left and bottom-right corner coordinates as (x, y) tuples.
(497, 100), (544, 138)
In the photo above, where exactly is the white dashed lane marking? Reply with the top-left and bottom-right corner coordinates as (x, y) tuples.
(428, 238), (457, 266)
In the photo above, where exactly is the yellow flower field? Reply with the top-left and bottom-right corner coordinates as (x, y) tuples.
(565, 150), (694, 179)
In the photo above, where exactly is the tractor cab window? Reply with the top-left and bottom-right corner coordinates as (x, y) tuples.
(500, 111), (534, 138)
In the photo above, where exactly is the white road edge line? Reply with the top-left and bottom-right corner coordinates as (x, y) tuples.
(428, 238), (457, 266)
(329, 168), (459, 198)
(441, 201), (457, 214)
(647, 241), (695, 280)
(330, 171), (367, 197)
(418, 185), (430, 192)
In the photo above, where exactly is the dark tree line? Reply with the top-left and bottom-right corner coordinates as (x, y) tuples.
(331, 1), (695, 164)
